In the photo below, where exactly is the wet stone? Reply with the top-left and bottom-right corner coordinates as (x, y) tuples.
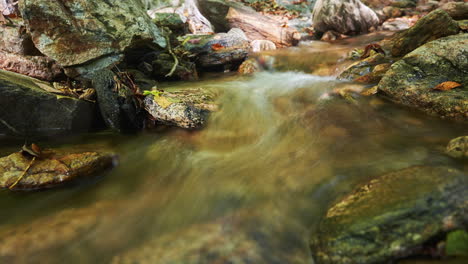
(446, 136), (468, 159)
(378, 33), (468, 122)
(0, 149), (117, 190)
(0, 70), (96, 137)
(144, 88), (218, 129)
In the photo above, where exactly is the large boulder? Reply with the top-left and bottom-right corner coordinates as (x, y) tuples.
(0, 150), (117, 190)
(311, 166), (468, 264)
(19, 0), (166, 78)
(390, 9), (460, 57)
(0, 70), (96, 137)
(378, 33), (468, 122)
(312, 0), (380, 35)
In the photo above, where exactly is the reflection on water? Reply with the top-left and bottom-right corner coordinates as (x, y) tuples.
(0, 58), (466, 263)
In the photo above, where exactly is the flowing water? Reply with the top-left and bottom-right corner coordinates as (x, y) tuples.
(0, 40), (466, 264)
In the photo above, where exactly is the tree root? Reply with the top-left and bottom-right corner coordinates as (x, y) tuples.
(164, 34), (179, 78)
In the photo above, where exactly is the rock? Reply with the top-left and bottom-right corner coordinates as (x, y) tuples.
(311, 166), (468, 264)
(144, 88), (217, 129)
(250, 40), (277, 52)
(152, 12), (188, 35)
(459, 20), (468, 31)
(0, 0), (18, 16)
(19, 0), (166, 78)
(182, 28), (250, 70)
(390, 9), (459, 57)
(197, 0), (250, 32)
(446, 136), (468, 159)
(238, 58), (261, 74)
(378, 33), (468, 122)
(0, 51), (63, 81)
(381, 17), (412, 31)
(91, 70), (145, 131)
(112, 203), (310, 264)
(391, 0), (416, 8)
(0, 200), (139, 263)
(440, 2), (468, 20)
(226, 7), (301, 47)
(0, 18), (63, 80)
(0, 20), (40, 55)
(0, 150), (116, 190)
(339, 53), (392, 83)
(382, 6), (403, 19)
(198, 0), (300, 47)
(0, 70), (96, 137)
(312, 0), (380, 35)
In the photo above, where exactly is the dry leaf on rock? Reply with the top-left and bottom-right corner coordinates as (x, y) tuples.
(433, 81), (462, 91)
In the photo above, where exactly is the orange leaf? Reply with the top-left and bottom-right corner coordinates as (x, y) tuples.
(433, 81), (462, 91)
(211, 43), (225, 51)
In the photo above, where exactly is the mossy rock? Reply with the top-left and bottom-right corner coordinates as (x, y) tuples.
(378, 33), (468, 122)
(311, 166), (468, 264)
(0, 70), (96, 137)
(0, 150), (117, 190)
(390, 9), (459, 57)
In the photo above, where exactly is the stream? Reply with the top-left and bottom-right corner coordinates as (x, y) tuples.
(0, 39), (466, 264)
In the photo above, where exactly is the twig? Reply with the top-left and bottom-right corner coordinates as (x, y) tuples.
(9, 157), (36, 190)
(164, 33), (179, 77)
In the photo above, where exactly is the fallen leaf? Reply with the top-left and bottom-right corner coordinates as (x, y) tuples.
(433, 81), (462, 91)
(154, 96), (173, 109)
(211, 43), (225, 51)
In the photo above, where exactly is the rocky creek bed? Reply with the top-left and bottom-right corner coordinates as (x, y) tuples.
(0, 0), (467, 263)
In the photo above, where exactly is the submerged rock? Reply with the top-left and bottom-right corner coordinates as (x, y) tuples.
(0, 150), (117, 190)
(0, 70), (96, 137)
(311, 166), (468, 264)
(19, 0), (166, 78)
(144, 88), (217, 129)
(378, 33), (468, 122)
(112, 203), (310, 264)
(390, 9), (459, 57)
(312, 0), (380, 35)
(446, 136), (468, 159)
(339, 53), (393, 83)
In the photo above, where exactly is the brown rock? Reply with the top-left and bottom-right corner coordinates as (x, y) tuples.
(390, 9), (460, 57)
(0, 51), (63, 81)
